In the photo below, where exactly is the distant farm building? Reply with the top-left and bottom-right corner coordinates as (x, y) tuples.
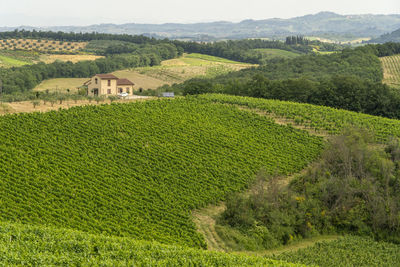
(85, 74), (135, 96)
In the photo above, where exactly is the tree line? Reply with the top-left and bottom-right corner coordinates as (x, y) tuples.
(166, 43), (400, 119)
(0, 43), (179, 94)
(0, 29), (162, 44)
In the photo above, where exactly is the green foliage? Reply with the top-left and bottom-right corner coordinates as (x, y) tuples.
(275, 236), (400, 267)
(170, 46), (399, 118)
(0, 221), (303, 266)
(200, 94), (400, 142)
(174, 39), (315, 64)
(0, 98), (322, 248)
(218, 126), (400, 249)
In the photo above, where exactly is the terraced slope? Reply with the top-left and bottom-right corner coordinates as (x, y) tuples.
(201, 94), (400, 142)
(0, 98), (322, 248)
(381, 54), (400, 87)
(0, 221), (304, 266)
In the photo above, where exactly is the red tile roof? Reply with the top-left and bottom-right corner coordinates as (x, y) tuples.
(96, 74), (119, 79)
(117, 78), (135, 85)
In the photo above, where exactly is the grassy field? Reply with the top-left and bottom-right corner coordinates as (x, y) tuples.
(33, 78), (89, 93)
(0, 54), (31, 68)
(252, 48), (300, 59)
(35, 53), (254, 92)
(0, 49), (102, 68)
(381, 54), (400, 87)
(0, 50), (39, 68)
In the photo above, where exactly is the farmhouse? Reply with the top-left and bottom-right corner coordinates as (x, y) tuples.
(85, 74), (135, 96)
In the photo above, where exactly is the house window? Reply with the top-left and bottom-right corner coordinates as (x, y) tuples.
(108, 80), (111, 86)
(126, 87), (130, 94)
(95, 78), (98, 84)
(118, 88), (123, 93)
(107, 89), (111, 94)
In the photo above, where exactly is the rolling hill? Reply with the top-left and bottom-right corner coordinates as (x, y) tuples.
(2, 95), (400, 264)
(2, 12), (400, 41)
(370, 27), (400, 43)
(0, 97), (322, 248)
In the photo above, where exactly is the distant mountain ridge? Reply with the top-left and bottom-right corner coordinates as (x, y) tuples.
(370, 28), (400, 43)
(1, 12), (400, 41)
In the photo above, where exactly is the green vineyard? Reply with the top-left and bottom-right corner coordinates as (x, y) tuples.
(201, 94), (400, 141)
(0, 97), (323, 248)
(275, 236), (400, 267)
(0, 221), (303, 266)
(381, 54), (400, 87)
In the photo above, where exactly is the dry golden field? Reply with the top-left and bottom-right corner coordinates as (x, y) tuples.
(39, 54), (104, 64)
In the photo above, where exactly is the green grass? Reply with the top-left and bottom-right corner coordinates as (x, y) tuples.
(252, 49), (300, 59)
(274, 236), (400, 266)
(0, 97), (323, 248)
(0, 54), (32, 68)
(0, 221), (305, 266)
(201, 94), (400, 142)
(0, 50), (40, 68)
(184, 53), (247, 65)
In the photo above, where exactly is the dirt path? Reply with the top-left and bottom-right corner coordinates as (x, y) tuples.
(192, 103), (334, 255)
(192, 204), (227, 251)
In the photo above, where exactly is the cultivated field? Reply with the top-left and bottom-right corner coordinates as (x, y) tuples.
(34, 53), (254, 92)
(0, 98), (322, 248)
(381, 54), (400, 87)
(252, 48), (300, 59)
(117, 53), (254, 89)
(0, 49), (101, 68)
(1, 96), (151, 114)
(0, 49), (39, 68)
(0, 39), (87, 52)
(200, 94), (400, 142)
(39, 54), (104, 64)
(0, 53), (31, 68)
(0, 221), (299, 266)
(274, 236), (400, 266)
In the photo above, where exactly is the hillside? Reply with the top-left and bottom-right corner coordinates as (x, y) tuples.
(3, 12), (400, 40)
(0, 221), (300, 266)
(274, 236), (400, 266)
(32, 53), (254, 93)
(381, 54), (400, 87)
(0, 98), (322, 248)
(370, 28), (400, 43)
(199, 94), (400, 142)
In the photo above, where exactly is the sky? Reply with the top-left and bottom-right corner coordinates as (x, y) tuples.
(0, 0), (399, 26)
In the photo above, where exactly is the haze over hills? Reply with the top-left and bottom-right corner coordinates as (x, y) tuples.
(1, 12), (400, 41)
(371, 27), (400, 43)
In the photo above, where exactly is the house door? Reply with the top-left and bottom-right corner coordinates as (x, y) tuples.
(93, 89), (99, 96)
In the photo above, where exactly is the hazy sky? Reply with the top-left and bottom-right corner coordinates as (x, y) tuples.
(0, 0), (399, 26)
